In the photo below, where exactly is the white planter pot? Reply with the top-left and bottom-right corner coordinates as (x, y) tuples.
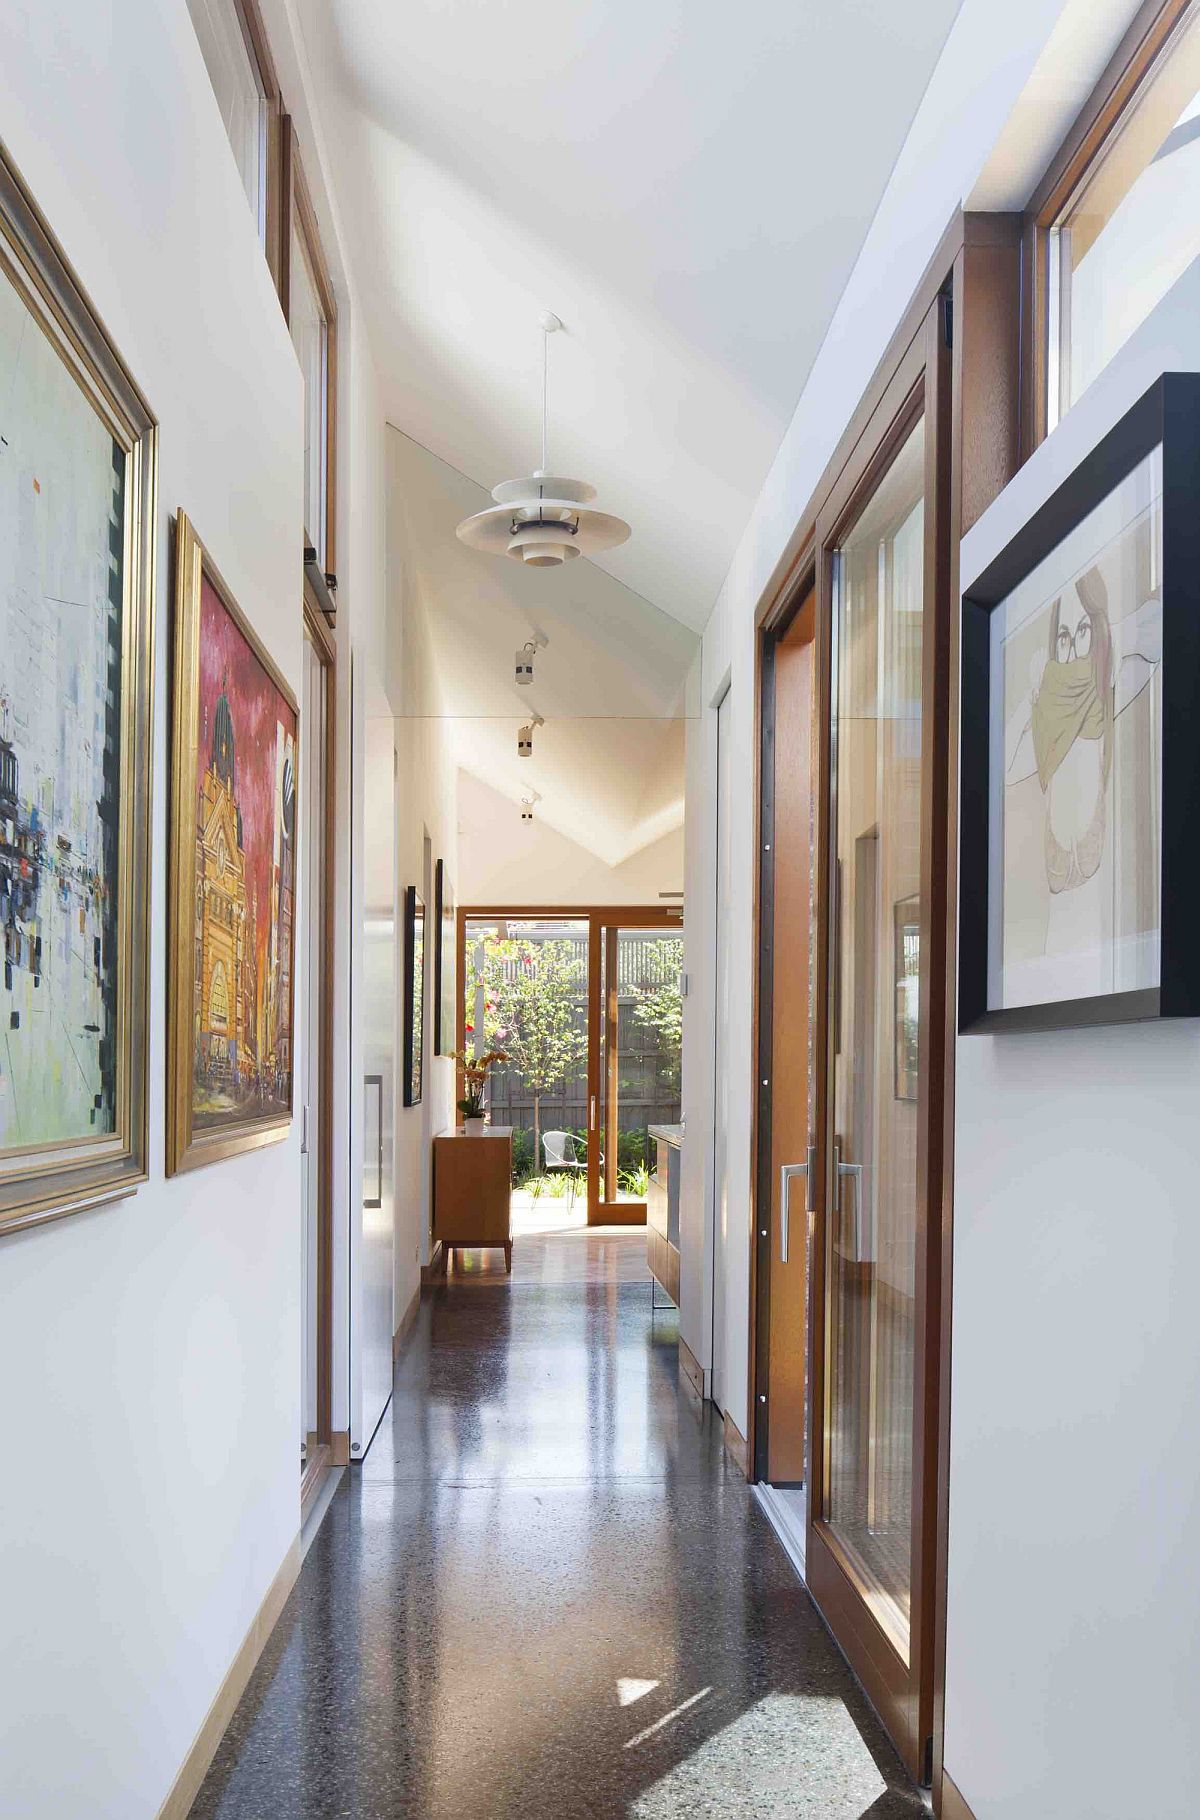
(464, 1116), (486, 1136)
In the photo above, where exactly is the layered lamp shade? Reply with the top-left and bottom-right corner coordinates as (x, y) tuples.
(456, 315), (631, 568)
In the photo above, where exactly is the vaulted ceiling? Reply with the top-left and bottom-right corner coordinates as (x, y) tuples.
(298, 0), (966, 855)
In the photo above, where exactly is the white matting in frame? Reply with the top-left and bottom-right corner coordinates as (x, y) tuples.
(986, 446), (1163, 1014)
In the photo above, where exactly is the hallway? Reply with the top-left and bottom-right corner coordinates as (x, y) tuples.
(192, 1235), (926, 1819)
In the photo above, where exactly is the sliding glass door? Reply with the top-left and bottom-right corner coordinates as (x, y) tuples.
(458, 910), (683, 1226)
(593, 922), (685, 1223)
(807, 298), (951, 1782)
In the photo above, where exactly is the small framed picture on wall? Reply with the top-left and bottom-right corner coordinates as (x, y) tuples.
(403, 885), (425, 1106)
(960, 373), (1200, 1034)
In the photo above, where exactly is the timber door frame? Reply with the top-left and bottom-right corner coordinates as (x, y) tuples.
(455, 905), (682, 1227)
(747, 212), (1023, 1805)
(752, 583), (817, 1485)
(300, 589), (337, 1520)
(803, 295), (953, 1784)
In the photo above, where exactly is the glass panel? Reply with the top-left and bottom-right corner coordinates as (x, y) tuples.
(1052, 6), (1200, 423)
(462, 918), (590, 1229)
(188, 0), (267, 239)
(826, 413), (925, 1661)
(290, 213), (329, 567)
(604, 929), (684, 1203)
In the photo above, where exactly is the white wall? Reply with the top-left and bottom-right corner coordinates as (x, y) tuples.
(679, 0), (1083, 1439)
(678, 0), (1112, 1440)
(457, 771), (684, 907)
(0, 0), (408, 1805)
(674, 0), (1200, 1810)
(0, 4), (305, 1815)
(387, 428), (459, 1287)
(944, 259), (1200, 1820)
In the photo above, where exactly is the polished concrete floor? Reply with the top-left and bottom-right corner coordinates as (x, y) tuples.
(191, 1230), (927, 1819)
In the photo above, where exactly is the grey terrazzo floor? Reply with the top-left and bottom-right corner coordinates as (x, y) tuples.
(190, 1230), (928, 1819)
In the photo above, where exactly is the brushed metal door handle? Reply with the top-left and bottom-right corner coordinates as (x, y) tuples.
(779, 1146), (816, 1263)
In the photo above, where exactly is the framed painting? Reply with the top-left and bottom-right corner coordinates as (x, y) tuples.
(403, 885), (424, 1107)
(960, 373), (1200, 1033)
(0, 146), (155, 1236)
(434, 857), (454, 1055)
(168, 512), (299, 1173)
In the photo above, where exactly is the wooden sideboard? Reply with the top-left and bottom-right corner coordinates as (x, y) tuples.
(432, 1127), (513, 1271)
(646, 1124), (682, 1305)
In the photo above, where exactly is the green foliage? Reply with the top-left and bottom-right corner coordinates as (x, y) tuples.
(618, 1162), (651, 1198)
(466, 935), (588, 1154)
(627, 938), (684, 1095)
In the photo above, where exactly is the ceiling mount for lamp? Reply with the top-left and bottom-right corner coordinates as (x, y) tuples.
(456, 312), (631, 568)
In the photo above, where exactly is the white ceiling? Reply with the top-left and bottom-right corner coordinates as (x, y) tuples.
(300, 0), (967, 631)
(389, 425), (692, 867)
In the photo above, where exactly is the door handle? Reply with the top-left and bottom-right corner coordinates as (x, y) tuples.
(779, 1145), (816, 1263)
(590, 1095), (596, 1130)
(835, 1142), (864, 1261)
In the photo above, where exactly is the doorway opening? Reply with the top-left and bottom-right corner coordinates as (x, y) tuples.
(456, 909), (684, 1247)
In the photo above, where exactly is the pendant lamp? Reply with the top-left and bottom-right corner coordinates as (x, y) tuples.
(456, 313), (631, 568)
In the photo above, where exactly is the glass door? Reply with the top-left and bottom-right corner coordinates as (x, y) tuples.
(807, 300), (950, 1783)
(592, 920), (684, 1225)
(461, 916), (590, 1229)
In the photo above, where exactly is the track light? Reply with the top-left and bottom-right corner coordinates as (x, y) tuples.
(515, 632), (548, 686)
(520, 789), (541, 824)
(518, 710), (544, 758)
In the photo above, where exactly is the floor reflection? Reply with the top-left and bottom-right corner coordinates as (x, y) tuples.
(190, 1230), (926, 1819)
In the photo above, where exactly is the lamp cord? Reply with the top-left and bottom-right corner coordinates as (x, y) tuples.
(541, 326), (548, 480)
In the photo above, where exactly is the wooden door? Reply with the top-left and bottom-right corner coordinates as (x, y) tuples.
(757, 593), (816, 1484)
(806, 298), (952, 1783)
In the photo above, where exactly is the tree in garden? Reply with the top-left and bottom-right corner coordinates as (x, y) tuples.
(628, 937), (684, 1097)
(476, 937), (588, 1164)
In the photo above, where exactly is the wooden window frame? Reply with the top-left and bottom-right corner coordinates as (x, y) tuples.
(748, 211), (1022, 1810)
(299, 588), (337, 1522)
(1021, 0), (1197, 457)
(281, 122), (339, 585)
(191, 0), (286, 293)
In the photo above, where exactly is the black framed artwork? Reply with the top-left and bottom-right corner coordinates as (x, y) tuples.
(434, 858), (455, 1056)
(960, 373), (1200, 1034)
(403, 886), (425, 1106)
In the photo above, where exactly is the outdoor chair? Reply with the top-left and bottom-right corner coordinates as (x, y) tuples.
(542, 1130), (601, 1207)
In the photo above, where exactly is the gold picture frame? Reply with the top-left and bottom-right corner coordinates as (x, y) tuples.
(0, 141), (156, 1237)
(168, 513), (299, 1175)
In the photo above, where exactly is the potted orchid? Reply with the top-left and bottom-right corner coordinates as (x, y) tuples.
(452, 1047), (507, 1135)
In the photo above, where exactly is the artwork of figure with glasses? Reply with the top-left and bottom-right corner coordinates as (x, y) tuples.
(996, 462), (1162, 1009)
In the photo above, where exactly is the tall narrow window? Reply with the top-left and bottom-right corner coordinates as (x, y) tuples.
(1047, 1), (1200, 426)
(287, 153), (337, 575)
(187, 0), (274, 246)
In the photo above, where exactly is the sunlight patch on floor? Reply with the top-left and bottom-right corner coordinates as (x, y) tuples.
(629, 1693), (889, 1819)
(617, 1678), (661, 1708)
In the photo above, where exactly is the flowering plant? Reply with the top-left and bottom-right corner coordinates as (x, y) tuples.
(451, 1047), (507, 1120)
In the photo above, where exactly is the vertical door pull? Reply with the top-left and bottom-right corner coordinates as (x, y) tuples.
(835, 1142), (864, 1260)
(779, 1147), (815, 1264)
